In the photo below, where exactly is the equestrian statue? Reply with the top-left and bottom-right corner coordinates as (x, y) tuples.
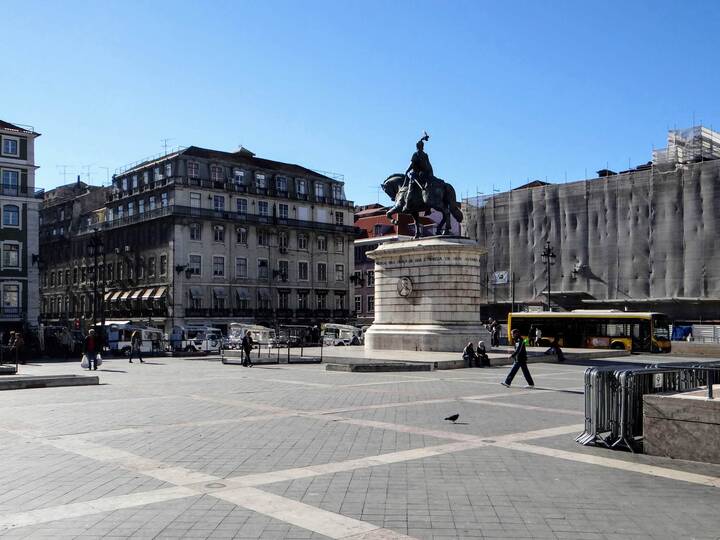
(382, 132), (463, 238)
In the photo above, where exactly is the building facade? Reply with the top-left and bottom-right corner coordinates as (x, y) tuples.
(463, 126), (720, 322)
(39, 145), (357, 334)
(0, 120), (41, 337)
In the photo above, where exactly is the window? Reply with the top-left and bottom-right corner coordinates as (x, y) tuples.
(278, 260), (289, 281)
(213, 195), (225, 211)
(298, 292), (308, 310)
(298, 261), (309, 281)
(213, 256), (225, 277)
(121, 177), (128, 192)
(154, 166), (162, 181)
(335, 212), (344, 225)
(2, 170), (19, 195)
(258, 201), (269, 216)
(276, 176), (287, 192)
(117, 262), (124, 281)
(2, 244), (19, 268)
(132, 175), (138, 189)
(214, 225), (225, 243)
(316, 293), (327, 310)
(353, 270), (362, 287)
(235, 257), (248, 278)
(64, 269), (70, 285)
(161, 193), (168, 207)
(213, 293), (226, 310)
(236, 227), (248, 244)
(149, 196), (156, 210)
(137, 259), (145, 279)
(188, 161), (199, 178)
(317, 236), (327, 251)
(143, 171), (149, 185)
(257, 229), (268, 246)
(233, 169), (245, 183)
(335, 264), (344, 281)
(317, 262), (327, 282)
(127, 202), (134, 216)
(278, 291), (289, 309)
(373, 224), (383, 237)
(257, 259), (269, 279)
(258, 290), (271, 310)
(190, 223), (202, 240)
(298, 234), (308, 250)
(190, 192), (201, 208)
(354, 295), (362, 313)
(210, 165), (223, 182)
(335, 237), (344, 253)
(237, 293), (249, 310)
(296, 178), (306, 195)
(190, 294), (202, 309)
(165, 162), (172, 178)
(335, 294), (344, 310)
(279, 203), (289, 219)
(189, 254), (202, 276)
(107, 264), (113, 282)
(368, 295), (375, 312)
(236, 198), (247, 214)
(279, 231), (288, 249)
(256, 173), (267, 189)
(2, 137), (19, 156)
(148, 257), (156, 277)
(3, 205), (19, 227)
(332, 184), (344, 201)
(138, 199), (145, 213)
(367, 270), (375, 287)
(50, 272), (55, 287)
(314, 182), (325, 199)
(160, 255), (167, 276)
(107, 208), (114, 222)
(2, 284), (20, 315)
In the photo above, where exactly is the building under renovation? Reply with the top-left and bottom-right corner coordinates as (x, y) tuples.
(463, 126), (720, 322)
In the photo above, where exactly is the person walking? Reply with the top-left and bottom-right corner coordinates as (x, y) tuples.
(13, 331), (25, 364)
(84, 329), (100, 371)
(128, 329), (144, 363)
(462, 341), (477, 367)
(501, 328), (535, 388)
(241, 330), (254, 367)
(534, 327), (543, 347)
(544, 335), (565, 362)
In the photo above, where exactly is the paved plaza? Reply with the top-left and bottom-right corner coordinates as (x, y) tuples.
(0, 356), (719, 539)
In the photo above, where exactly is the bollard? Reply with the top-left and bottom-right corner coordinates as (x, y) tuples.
(709, 369), (714, 400)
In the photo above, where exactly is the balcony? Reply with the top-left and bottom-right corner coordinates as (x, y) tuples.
(0, 308), (22, 319)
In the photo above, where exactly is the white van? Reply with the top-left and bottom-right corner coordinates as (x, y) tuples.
(322, 324), (363, 346)
(99, 321), (164, 356)
(170, 325), (222, 353)
(227, 323), (276, 349)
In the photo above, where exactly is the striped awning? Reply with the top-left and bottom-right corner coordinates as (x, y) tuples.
(119, 291), (133, 301)
(110, 291), (124, 302)
(104, 292), (114, 302)
(130, 289), (143, 300)
(141, 288), (154, 300)
(152, 286), (167, 299)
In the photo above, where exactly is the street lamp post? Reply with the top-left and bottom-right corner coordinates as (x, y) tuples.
(87, 230), (106, 346)
(540, 241), (556, 312)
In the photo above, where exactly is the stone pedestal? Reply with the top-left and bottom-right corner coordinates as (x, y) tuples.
(364, 237), (488, 352)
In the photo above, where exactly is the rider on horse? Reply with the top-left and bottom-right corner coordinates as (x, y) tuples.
(405, 133), (433, 206)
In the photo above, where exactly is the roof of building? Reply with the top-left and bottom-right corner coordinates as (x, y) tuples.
(0, 119), (39, 135)
(512, 180), (550, 191)
(119, 145), (338, 183)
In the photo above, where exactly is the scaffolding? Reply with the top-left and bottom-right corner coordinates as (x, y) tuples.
(653, 126), (720, 165)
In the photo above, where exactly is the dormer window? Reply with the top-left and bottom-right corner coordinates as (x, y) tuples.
(332, 184), (343, 201)
(256, 173), (267, 189)
(143, 170), (149, 184)
(276, 176), (287, 192)
(188, 161), (199, 178)
(233, 168), (245, 184)
(296, 178), (307, 195)
(122, 177), (128, 191)
(2, 137), (19, 156)
(165, 162), (173, 178)
(132, 175), (138, 189)
(210, 165), (223, 182)
(315, 182), (325, 198)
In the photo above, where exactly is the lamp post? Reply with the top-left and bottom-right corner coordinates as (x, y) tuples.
(87, 230), (106, 346)
(541, 241), (556, 312)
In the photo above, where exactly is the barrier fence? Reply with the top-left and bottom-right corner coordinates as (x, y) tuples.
(577, 362), (720, 452)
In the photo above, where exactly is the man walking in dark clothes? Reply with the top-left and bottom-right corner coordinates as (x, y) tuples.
(84, 329), (100, 371)
(128, 329), (144, 363)
(501, 329), (534, 388)
(241, 330), (254, 367)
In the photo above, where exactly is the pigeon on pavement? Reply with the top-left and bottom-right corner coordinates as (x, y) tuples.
(444, 414), (460, 423)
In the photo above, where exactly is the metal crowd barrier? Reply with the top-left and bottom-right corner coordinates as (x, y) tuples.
(576, 363), (716, 452)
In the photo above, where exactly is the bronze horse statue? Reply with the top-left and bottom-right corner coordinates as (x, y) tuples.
(382, 174), (463, 238)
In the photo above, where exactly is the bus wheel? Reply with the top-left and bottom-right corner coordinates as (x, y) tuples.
(185, 345), (196, 353)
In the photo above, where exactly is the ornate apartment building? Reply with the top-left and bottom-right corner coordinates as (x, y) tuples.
(0, 120), (41, 336)
(39, 145), (357, 333)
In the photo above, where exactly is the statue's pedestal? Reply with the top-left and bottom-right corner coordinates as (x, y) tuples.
(364, 237), (488, 352)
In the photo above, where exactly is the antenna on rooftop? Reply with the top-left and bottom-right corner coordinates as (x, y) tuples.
(97, 166), (110, 185)
(161, 138), (174, 155)
(56, 165), (73, 183)
(82, 164), (94, 183)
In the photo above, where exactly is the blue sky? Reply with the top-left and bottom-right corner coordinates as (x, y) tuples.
(4, 0), (720, 204)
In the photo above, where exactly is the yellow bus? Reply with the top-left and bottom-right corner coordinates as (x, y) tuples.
(507, 310), (671, 353)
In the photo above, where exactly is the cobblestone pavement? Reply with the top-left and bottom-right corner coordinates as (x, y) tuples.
(0, 356), (719, 539)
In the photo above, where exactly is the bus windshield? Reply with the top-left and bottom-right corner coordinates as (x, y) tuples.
(652, 316), (670, 340)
